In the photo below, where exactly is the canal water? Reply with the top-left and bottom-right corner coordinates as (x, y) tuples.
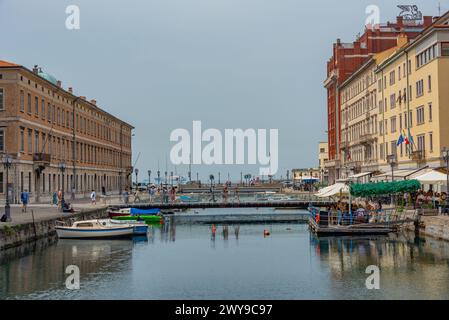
(1, 208), (449, 300)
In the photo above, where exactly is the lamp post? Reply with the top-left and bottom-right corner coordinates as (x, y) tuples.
(387, 154), (397, 182)
(218, 172), (221, 185)
(134, 168), (139, 190)
(2, 155), (13, 221)
(164, 171), (168, 186)
(442, 148), (449, 207)
(170, 171), (173, 187)
(387, 154), (397, 206)
(59, 161), (66, 212)
(157, 170), (161, 187)
(148, 170), (151, 185)
(209, 174), (215, 202)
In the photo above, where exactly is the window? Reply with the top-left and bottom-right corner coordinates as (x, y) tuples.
(0, 88), (4, 110)
(389, 70), (395, 85)
(417, 106), (425, 125)
(391, 117), (397, 133)
(20, 128), (24, 152)
(0, 130), (4, 152)
(390, 94), (396, 109)
(27, 93), (31, 113)
(41, 99), (45, 119)
(20, 90), (24, 112)
(0, 172), (3, 194)
(34, 131), (39, 153)
(27, 129), (32, 153)
(429, 103), (433, 122)
(34, 96), (39, 116)
(417, 135), (425, 152)
(442, 42), (449, 56)
(429, 132), (433, 152)
(428, 75), (432, 92)
(416, 79), (424, 97)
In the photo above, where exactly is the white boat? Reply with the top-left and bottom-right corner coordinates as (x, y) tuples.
(55, 219), (135, 239)
(107, 219), (149, 235)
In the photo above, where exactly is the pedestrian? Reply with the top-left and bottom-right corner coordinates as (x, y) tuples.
(122, 189), (129, 204)
(57, 190), (63, 209)
(52, 191), (58, 206)
(90, 189), (96, 205)
(20, 189), (29, 213)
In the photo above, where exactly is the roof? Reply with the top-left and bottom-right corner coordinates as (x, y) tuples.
(0, 60), (20, 67)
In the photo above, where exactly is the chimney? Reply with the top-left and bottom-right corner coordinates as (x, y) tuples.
(397, 16), (404, 27)
(68, 87), (73, 93)
(33, 65), (39, 74)
(423, 16), (433, 27)
(90, 99), (97, 105)
(57, 80), (62, 87)
(80, 96), (86, 100)
(397, 33), (408, 47)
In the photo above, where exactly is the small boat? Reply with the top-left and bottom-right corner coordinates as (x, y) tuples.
(108, 207), (161, 218)
(108, 219), (149, 235)
(112, 214), (163, 224)
(55, 219), (135, 239)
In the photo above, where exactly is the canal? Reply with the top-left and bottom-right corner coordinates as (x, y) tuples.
(1, 208), (449, 299)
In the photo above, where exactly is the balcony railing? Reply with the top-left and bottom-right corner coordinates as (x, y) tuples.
(33, 153), (51, 164)
(411, 150), (426, 162)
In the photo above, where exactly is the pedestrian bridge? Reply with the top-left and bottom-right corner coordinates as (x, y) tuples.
(110, 200), (335, 210)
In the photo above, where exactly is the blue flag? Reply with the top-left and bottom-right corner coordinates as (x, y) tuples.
(397, 133), (404, 146)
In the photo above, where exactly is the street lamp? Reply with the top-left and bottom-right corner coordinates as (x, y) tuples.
(209, 174), (215, 202)
(442, 147), (449, 207)
(148, 170), (151, 185)
(134, 168), (139, 189)
(59, 161), (66, 212)
(164, 171), (168, 185)
(387, 154), (397, 182)
(170, 171), (173, 187)
(157, 170), (161, 187)
(2, 155), (13, 221)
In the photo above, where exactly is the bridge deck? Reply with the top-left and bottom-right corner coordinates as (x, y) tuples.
(110, 200), (335, 210)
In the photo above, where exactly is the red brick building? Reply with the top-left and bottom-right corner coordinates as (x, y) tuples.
(324, 15), (434, 183)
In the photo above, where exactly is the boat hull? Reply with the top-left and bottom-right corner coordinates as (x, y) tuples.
(112, 215), (162, 224)
(55, 226), (135, 239)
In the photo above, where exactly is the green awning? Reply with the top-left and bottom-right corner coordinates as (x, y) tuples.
(350, 180), (421, 197)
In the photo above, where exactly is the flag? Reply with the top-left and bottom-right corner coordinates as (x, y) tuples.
(403, 129), (409, 145)
(396, 133), (404, 146)
(408, 128), (415, 147)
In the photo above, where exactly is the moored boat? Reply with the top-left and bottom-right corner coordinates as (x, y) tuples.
(112, 214), (163, 224)
(108, 219), (149, 235)
(108, 207), (161, 218)
(55, 219), (135, 239)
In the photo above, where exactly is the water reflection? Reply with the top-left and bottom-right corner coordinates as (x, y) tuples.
(2, 221), (449, 299)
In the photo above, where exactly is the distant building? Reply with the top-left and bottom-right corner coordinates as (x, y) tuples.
(292, 168), (320, 182)
(318, 142), (328, 183)
(0, 60), (134, 203)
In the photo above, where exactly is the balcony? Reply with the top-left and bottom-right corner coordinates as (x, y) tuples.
(33, 153), (51, 173)
(411, 150), (426, 162)
(360, 132), (377, 145)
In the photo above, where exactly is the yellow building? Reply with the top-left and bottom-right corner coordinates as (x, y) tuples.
(375, 12), (449, 175)
(339, 37), (408, 179)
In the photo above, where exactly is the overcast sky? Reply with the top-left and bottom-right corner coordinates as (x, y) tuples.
(0, 0), (444, 181)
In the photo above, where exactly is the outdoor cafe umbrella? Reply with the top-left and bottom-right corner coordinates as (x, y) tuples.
(415, 170), (448, 185)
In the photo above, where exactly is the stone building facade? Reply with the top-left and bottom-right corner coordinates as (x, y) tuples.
(0, 60), (133, 203)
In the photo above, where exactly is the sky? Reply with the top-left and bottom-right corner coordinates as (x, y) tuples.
(0, 0), (445, 182)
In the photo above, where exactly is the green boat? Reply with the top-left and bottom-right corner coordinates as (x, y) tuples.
(112, 215), (163, 224)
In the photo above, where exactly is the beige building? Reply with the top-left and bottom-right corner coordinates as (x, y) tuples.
(375, 12), (449, 174)
(318, 142), (328, 183)
(0, 60), (134, 203)
(338, 38), (408, 179)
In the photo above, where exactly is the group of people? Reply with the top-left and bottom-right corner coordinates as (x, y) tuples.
(412, 191), (447, 208)
(327, 200), (386, 226)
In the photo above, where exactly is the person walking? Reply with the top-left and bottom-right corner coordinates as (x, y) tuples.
(20, 189), (29, 213)
(52, 191), (58, 206)
(122, 189), (129, 204)
(57, 189), (63, 209)
(90, 189), (96, 205)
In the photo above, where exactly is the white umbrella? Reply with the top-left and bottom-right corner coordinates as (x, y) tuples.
(415, 170), (448, 185)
